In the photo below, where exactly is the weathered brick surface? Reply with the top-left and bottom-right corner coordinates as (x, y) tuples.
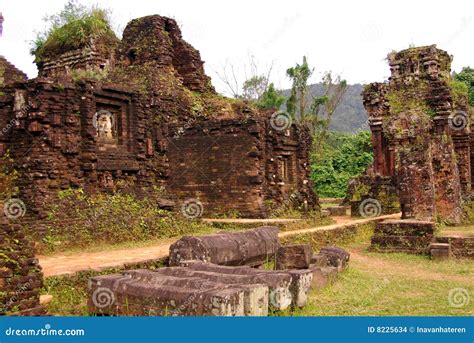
(0, 213), (45, 316)
(360, 45), (469, 224)
(0, 14), (318, 222)
(371, 219), (435, 254)
(435, 236), (473, 259)
(88, 273), (245, 316)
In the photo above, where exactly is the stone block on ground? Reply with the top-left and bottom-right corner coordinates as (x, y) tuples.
(181, 260), (312, 309)
(435, 237), (474, 259)
(182, 261), (293, 310)
(285, 269), (313, 308)
(319, 246), (350, 271)
(169, 226), (280, 267)
(374, 219), (435, 236)
(88, 273), (245, 316)
(429, 243), (451, 261)
(327, 206), (348, 216)
(151, 267), (268, 316)
(308, 266), (338, 289)
(276, 244), (312, 270)
(371, 219), (435, 254)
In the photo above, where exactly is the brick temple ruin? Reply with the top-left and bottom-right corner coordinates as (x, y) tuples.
(351, 45), (472, 225)
(0, 15), (317, 220)
(359, 45), (473, 257)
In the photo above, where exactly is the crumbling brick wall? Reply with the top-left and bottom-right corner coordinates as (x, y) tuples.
(0, 57), (27, 86)
(362, 45), (469, 224)
(0, 14), (318, 220)
(0, 213), (45, 315)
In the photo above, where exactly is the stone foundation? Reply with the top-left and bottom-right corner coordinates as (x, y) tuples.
(370, 219), (435, 254)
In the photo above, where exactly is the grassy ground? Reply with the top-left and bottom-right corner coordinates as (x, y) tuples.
(277, 234), (474, 316)
(42, 220), (473, 317)
(438, 225), (474, 238)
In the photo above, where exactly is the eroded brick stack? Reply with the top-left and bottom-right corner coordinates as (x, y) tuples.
(363, 45), (467, 224)
(371, 219), (435, 254)
(0, 14), (318, 221)
(0, 213), (45, 316)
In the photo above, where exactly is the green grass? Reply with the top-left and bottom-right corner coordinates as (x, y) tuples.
(278, 264), (473, 316)
(277, 224), (474, 316)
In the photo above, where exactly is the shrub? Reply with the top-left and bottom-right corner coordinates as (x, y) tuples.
(30, 0), (118, 62)
(35, 188), (212, 253)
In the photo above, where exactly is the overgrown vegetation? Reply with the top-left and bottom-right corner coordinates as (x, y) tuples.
(30, 0), (118, 62)
(453, 66), (474, 106)
(285, 57), (347, 145)
(311, 131), (373, 198)
(33, 188), (213, 254)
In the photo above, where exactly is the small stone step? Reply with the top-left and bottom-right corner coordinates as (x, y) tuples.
(429, 242), (451, 260)
(327, 206), (348, 216)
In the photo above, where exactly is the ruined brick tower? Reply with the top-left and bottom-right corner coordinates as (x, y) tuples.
(363, 45), (470, 224)
(0, 15), (318, 220)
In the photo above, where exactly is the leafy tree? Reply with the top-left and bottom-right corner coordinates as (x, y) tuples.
(311, 130), (373, 197)
(286, 56), (314, 120)
(256, 83), (285, 109)
(242, 75), (268, 101)
(30, 0), (116, 62)
(453, 66), (474, 106)
(285, 56), (347, 149)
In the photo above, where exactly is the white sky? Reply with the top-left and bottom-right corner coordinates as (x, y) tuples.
(0, 0), (472, 95)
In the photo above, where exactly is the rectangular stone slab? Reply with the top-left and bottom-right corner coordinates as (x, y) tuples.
(183, 261), (312, 308)
(169, 226), (280, 267)
(151, 267), (268, 316)
(88, 273), (245, 316)
(374, 219), (435, 236)
(181, 261), (293, 310)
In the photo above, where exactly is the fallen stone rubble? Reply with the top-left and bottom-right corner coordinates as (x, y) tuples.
(88, 227), (350, 316)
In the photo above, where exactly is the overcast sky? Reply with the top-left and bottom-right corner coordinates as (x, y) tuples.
(0, 0), (472, 95)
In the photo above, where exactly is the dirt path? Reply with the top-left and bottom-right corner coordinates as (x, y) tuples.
(38, 213), (400, 277)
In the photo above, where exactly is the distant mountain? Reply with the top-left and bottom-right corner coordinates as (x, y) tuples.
(282, 83), (369, 133)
